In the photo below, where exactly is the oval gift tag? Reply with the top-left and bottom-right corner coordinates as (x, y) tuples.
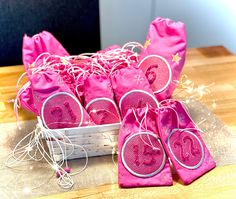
(119, 89), (159, 117)
(85, 97), (121, 125)
(41, 92), (84, 129)
(138, 55), (172, 94)
(121, 132), (166, 178)
(167, 129), (205, 169)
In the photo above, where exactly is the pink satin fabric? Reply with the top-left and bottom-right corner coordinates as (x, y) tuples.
(29, 69), (73, 115)
(83, 75), (121, 124)
(84, 75), (114, 105)
(22, 31), (69, 76)
(20, 31), (70, 114)
(29, 69), (93, 127)
(157, 100), (216, 184)
(118, 108), (173, 187)
(139, 17), (187, 100)
(18, 83), (38, 114)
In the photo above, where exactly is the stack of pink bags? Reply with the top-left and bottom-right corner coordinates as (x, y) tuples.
(18, 17), (215, 187)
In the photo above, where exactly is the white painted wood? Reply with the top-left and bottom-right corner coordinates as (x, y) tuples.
(38, 117), (120, 160)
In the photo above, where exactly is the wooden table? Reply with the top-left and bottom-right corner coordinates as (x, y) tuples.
(1, 46), (236, 198)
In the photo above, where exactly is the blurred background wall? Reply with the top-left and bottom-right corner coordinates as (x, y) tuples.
(1, 0), (235, 66)
(0, 0), (100, 66)
(100, 0), (236, 53)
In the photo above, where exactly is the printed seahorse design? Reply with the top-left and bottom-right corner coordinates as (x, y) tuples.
(64, 101), (77, 122)
(183, 136), (200, 156)
(143, 145), (160, 166)
(174, 141), (190, 162)
(133, 145), (140, 166)
(145, 64), (159, 85)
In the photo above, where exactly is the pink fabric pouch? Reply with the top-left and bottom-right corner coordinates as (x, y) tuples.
(110, 66), (159, 117)
(157, 100), (216, 184)
(118, 107), (173, 187)
(18, 82), (38, 114)
(83, 75), (121, 125)
(138, 17), (187, 101)
(20, 31), (70, 115)
(22, 31), (69, 76)
(30, 69), (94, 129)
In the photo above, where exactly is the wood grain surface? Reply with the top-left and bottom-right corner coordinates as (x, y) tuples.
(0, 46), (236, 198)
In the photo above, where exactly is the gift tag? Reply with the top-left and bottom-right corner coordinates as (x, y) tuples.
(85, 97), (121, 125)
(121, 132), (166, 178)
(138, 55), (172, 94)
(167, 129), (204, 169)
(41, 92), (84, 129)
(119, 89), (159, 117)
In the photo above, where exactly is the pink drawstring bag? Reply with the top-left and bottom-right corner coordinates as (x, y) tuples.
(110, 67), (159, 117)
(83, 75), (121, 125)
(138, 17), (187, 101)
(22, 31), (69, 76)
(157, 100), (216, 184)
(118, 107), (173, 187)
(17, 82), (38, 114)
(30, 69), (94, 129)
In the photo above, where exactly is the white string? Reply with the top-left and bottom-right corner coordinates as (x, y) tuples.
(10, 43), (141, 190)
(159, 99), (205, 136)
(122, 42), (144, 51)
(132, 106), (160, 150)
(5, 124), (89, 189)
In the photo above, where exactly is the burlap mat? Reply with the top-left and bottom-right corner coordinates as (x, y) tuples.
(0, 99), (235, 199)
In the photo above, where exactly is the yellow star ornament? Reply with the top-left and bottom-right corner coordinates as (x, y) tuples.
(144, 39), (151, 49)
(172, 53), (181, 64)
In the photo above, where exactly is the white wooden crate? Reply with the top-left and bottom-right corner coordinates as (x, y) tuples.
(38, 117), (120, 161)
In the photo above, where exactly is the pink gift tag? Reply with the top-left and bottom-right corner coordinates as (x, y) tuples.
(138, 55), (172, 94)
(41, 92), (84, 129)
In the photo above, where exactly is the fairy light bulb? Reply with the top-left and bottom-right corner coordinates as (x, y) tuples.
(25, 146), (33, 152)
(111, 142), (117, 148)
(197, 85), (206, 98)
(23, 187), (31, 194)
(186, 86), (193, 94)
(91, 109), (97, 113)
(185, 99), (190, 104)
(185, 79), (192, 85)
(52, 163), (59, 171)
(212, 102), (217, 108)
